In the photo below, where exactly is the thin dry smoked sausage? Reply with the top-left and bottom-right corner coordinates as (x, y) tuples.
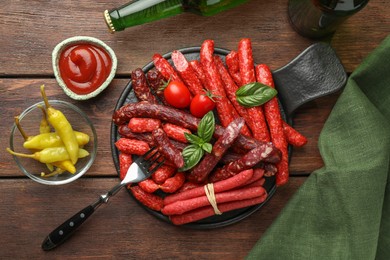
(200, 40), (240, 129)
(152, 53), (183, 83)
(171, 50), (204, 96)
(255, 64), (289, 186)
(186, 118), (244, 183)
(152, 128), (184, 169)
(238, 38), (270, 142)
(131, 68), (158, 104)
(164, 169), (254, 205)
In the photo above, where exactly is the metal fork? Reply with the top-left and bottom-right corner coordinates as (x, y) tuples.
(41, 147), (164, 251)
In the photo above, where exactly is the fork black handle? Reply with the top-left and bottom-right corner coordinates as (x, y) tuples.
(41, 204), (95, 251)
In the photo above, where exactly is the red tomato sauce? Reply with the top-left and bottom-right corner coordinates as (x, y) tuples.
(59, 44), (112, 95)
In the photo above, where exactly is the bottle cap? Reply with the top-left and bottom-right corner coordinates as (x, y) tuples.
(104, 10), (116, 33)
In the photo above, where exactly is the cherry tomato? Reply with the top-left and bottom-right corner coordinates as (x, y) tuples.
(164, 81), (191, 108)
(190, 93), (216, 118)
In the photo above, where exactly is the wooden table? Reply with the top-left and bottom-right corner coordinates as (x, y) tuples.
(0, 0), (388, 258)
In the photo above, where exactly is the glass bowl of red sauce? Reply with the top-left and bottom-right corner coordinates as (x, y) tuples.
(52, 36), (117, 100)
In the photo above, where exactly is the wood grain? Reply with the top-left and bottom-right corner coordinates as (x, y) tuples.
(0, 177), (304, 259)
(0, 0), (388, 76)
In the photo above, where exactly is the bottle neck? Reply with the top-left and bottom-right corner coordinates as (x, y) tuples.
(104, 0), (184, 33)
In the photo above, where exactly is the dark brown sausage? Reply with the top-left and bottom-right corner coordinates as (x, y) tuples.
(131, 68), (158, 103)
(186, 118), (245, 183)
(152, 128), (184, 168)
(209, 142), (281, 183)
(118, 124), (155, 146)
(146, 69), (168, 105)
(225, 142), (280, 173)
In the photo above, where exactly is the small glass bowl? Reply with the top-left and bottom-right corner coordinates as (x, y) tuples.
(9, 100), (97, 185)
(52, 36), (117, 100)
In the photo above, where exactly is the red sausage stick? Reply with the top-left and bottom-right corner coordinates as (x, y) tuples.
(200, 40), (240, 128)
(152, 53), (183, 83)
(238, 38), (270, 142)
(171, 50), (204, 96)
(283, 121), (308, 147)
(214, 55), (253, 137)
(189, 60), (209, 89)
(162, 185), (266, 215)
(159, 172), (186, 193)
(256, 64), (289, 186)
(225, 50), (242, 86)
(169, 193), (268, 225)
(162, 123), (191, 143)
(243, 168), (265, 186)
(211, 167), (266, 187)
(164, 169), (254, 205)
(115, 138), (150, 155)
(242, 178), (266, 189)
(128, 118), (161, 133)
(130, 186), (164, 211)
(190, 59), (252, 136)
(238, 38), (256, 83)
(152, 164), (176, 184)
(131, 68), (158, 104)
(176, 181), (203, 193)
(119, 153), (132, 181)
(138, 178), (160, 193)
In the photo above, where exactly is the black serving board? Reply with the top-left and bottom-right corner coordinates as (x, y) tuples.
(110, 43), (346, 228)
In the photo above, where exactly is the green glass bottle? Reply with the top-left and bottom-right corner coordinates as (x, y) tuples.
(104, 0), (250, 33)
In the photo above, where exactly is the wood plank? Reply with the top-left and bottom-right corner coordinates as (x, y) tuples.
(0, 177), (305, 259)
(0, 0), (388, 76)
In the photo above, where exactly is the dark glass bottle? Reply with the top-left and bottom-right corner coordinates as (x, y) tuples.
(104, 0), (250, 33)
(288, 0), (370, 39)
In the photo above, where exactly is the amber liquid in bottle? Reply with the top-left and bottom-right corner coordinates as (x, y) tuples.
(288, 0), (370, 39)
(104, 0), (250, 33)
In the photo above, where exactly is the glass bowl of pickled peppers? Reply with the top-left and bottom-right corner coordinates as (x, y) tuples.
(8, 85), (97, 185)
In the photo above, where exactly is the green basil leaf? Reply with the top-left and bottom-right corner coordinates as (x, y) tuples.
(197, 111), (215, 142)
(236, 82), (278, 108)
(179, 144), (204, 172)
(184, 133), (203, 145)
(201, 142), (213, 154)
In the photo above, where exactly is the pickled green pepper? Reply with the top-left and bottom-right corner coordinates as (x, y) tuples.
(6, 147), (89, 164)
(40, 85), (79, 164)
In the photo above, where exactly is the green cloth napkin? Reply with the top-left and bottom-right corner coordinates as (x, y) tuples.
(247, 35), (390, 260)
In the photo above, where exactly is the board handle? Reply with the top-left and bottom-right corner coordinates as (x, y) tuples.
(273, 42), (347, 116)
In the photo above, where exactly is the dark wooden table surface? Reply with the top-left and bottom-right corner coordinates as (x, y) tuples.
(0, 0), (388, 258)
